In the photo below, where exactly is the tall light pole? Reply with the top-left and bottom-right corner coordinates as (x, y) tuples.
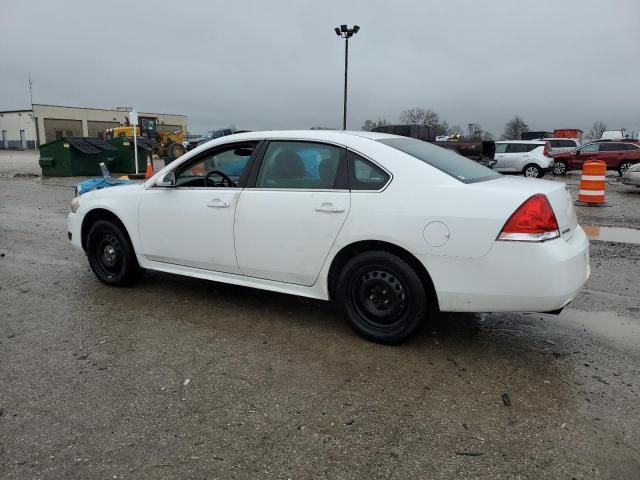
(334, 24), (360, 130)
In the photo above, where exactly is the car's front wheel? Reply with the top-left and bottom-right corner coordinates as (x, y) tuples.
(552, 161), (567, 176)
(336, 251), (428, 344)
(87, 219), (139, 286)
(523, 164), (543, 178)
(618, 161), (633, 177)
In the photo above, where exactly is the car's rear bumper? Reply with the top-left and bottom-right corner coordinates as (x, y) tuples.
(421, 226), (590, 313)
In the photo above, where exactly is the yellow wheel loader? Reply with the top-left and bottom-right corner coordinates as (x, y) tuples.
(106, 116), (186, 162)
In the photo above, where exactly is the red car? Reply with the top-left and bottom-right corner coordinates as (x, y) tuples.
(552, 141), (640, 176)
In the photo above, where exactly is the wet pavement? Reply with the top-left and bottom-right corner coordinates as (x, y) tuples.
(1, 154), (640, 479)
(582, 225), (640, 245)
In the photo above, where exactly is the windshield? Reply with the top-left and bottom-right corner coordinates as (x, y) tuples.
(378, 137), (500, 183)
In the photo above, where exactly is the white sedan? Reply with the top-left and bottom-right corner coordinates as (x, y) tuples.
(68, 130), (590, 343)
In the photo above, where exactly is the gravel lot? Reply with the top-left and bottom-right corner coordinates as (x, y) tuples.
(1, 151), (639, 479)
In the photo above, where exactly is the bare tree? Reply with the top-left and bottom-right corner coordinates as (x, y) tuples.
(502, 116), (529, 139)
(361, 119), (375, 131)
(588, 120), (607, 140)
(482, 131), (495, 141)
(399, 108), (439, 127)
(361, 118), (389, 131)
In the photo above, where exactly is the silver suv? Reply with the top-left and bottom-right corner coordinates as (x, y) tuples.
(493, 140), (554, 178)
(543, 138), (581, 154)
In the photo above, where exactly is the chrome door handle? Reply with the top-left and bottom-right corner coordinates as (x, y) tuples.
(315, 203), (345, 213)
(207, 199), (230, 208)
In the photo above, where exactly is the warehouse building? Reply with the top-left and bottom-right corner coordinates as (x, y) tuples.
(0, 104), (187, 149)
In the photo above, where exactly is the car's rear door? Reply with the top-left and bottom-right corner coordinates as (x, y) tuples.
(234, 140), (350, 286)
(502, 143), (538, 172)
(598, 142), (627, 169)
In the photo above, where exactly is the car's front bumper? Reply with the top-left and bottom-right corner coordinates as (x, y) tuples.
(67, 211), (84, 251)
(421, 226), (590, 313)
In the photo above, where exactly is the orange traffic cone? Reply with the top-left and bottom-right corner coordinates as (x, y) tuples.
(145, 155), (153, 179)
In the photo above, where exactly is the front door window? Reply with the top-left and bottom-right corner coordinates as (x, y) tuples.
(175, 142), (257, 188)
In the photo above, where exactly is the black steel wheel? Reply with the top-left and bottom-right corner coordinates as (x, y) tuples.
(336, 251), (429, 344)
(87, 219), (139, 286)
(552, 161), (567, 176)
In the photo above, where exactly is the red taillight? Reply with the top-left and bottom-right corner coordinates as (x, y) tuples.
(543, 141), (551, 157)
(498, 194), (560, 242)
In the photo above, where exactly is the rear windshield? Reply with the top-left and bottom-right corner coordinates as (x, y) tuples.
(549, 139), (577, 148)
(378, 137), (500, 183)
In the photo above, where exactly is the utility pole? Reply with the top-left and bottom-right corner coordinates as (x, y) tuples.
(28, 74), (35, 149)
(28, 73), (33, 107)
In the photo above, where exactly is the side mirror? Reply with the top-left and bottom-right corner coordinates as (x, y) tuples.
(574, 150), (580, 155)
(156, 171), (176, 187)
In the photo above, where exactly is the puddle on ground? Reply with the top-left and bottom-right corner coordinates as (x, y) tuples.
(553, 309), (640, 350)
(581, 225), (640, 244)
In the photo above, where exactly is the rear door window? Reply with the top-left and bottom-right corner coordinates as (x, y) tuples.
(599, 143), (624, 152)
(506, 143), (540, 153)
(255, 141), (346, 189)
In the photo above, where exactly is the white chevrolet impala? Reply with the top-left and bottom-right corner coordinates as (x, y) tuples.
(68, 131), (590, 343)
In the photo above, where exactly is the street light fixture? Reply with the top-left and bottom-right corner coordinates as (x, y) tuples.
(334, 24), (360, 130)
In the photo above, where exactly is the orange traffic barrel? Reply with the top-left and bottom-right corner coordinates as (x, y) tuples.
(575, 160), (607, 207)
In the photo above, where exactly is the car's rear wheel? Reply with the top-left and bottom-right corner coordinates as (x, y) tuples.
(523, 164), (542, 178)
(618, 161), (633, 177)
(87, 220), (139, 286)
(552, 161), (567, 176)
(336, 251), (428, 344)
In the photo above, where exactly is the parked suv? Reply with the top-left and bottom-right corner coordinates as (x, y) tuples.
(543, 138), (581, 155)
(493, 140), (554, 178)
(552, 141), (640, 176)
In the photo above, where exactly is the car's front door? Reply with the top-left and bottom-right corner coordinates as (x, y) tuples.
(234, 140), (350, 286)
(138, 141), (260, 273)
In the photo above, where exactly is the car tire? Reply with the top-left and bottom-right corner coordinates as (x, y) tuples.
(335, 251), (429, 344)
(552, 161), (567, 176)
(618, 161), (633, 177)
(523, 164), (543, 178)
(87, 219), (139, 286)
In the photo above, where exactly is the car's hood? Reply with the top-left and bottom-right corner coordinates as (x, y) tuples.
(81, 182), (144, 202)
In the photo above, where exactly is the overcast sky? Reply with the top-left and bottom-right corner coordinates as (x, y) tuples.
(2, 0), (639, 136)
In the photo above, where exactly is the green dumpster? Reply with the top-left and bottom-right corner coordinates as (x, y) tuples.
(107, 136), (152, 174)
(38, 137), (119, 177)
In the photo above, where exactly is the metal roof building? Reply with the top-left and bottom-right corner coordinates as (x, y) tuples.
(0, 104), (187, 149)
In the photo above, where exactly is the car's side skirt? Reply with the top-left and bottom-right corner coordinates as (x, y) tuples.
(139, 257), (330, 301)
